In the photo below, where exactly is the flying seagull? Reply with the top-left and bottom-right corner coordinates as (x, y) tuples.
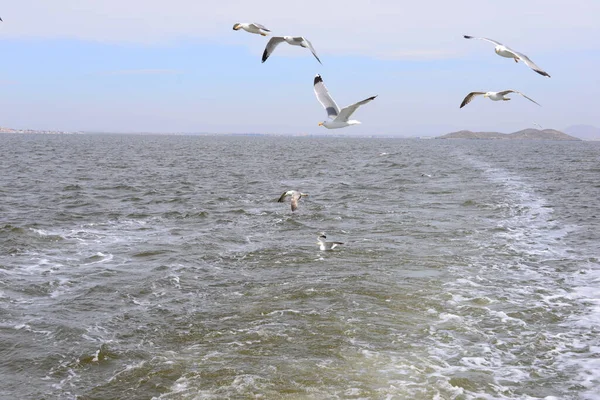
(317, 234), (343, 251)
(314, 74), (377, 129)
(232, 23), (270, 36)
(460, 90), (541, 108)
(533, 122), (543, 129)
(278, 190), (308, 212)
(262, 36), (321, 64)
(463, 35), (550, 78)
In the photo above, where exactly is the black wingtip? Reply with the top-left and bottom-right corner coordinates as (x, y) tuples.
(535, 70), (551, 78)
(463, 35), (473, 39)
(314, 74), (323, 85)
(368, 95), (378, 101)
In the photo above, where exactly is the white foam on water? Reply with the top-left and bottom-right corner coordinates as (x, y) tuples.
(422, 153), (600, 398)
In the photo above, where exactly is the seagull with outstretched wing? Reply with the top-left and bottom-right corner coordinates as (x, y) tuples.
(232, 22), (270, 36)
(463, 35), (550, 77)
(460, 90), (541, 108)
(262, 36), (321, 64)
(314, 74), (377, 129)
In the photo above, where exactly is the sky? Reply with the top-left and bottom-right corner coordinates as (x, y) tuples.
(1, 0), (599, 136)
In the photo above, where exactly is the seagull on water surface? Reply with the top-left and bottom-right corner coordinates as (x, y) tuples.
(232, 22), (270, 36)
(262, 36), (322, 64)
(460, 90), (541, 108)
(463, 35), (550, 77)
(314, 74), (377, 129)
(317, 234), (344, 251)
(278, 190), (308, 212)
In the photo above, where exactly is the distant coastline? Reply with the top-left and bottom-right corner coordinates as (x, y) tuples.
(436, 128), (581, 141)
(0, 126), (81, 135)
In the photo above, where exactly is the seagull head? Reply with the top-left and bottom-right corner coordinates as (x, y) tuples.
(318, 121), (326, 128)
(484, 92), (491, 98)
(232, 23), (242, 30)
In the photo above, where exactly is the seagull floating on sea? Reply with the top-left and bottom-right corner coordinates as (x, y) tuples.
(232, 23), (270, 36)
(278, 190), (308, 212)
(317, 234), (343, 251)
(314, 74), (377, 129)
(262, 36), (321, 64)
(460, 90), (541, 108)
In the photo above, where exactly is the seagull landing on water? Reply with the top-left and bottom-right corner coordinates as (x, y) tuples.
(262, 36), (321, 64)
(314, 74), (377, 129)
(278, 190), (308, 212)
(232, 23), (270, 36)
(317, 235), (343, 251)
(460, 90), (541, 108)
(463, 35), (550, 78)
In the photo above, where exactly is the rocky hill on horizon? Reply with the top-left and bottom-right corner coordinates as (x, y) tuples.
(437, 128), (581, 141)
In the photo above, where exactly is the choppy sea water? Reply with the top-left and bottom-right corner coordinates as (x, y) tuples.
(1, 133), (599, 399)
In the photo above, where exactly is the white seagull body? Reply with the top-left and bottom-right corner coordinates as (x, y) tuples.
(314, 74), (377, 129)
(278, 190), (308, 212)
(262, 36), (321, 64)
(460, 90), (541, 108)
(233, 22), (270, 36)
(463, 35), (550, 78)
(317, 235), (343, 251)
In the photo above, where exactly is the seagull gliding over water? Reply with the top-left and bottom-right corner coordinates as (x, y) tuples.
(232, 23), (270, 36)
(262, 36), (321, 64)
(463, 35), (550, 77)
(460, 90), (541, 108)
(278, 190), (308, 212)
(314, 74), (377, 129)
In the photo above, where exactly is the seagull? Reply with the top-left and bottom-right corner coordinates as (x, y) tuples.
(460, 90), (541, 108)
(317, 234), (343, 251)
(278, 190), (308, 212)
(262, 36), (321, 64)
(533, 122), (543, 129)
(314, 74), (377, 129)
(232, 23), (270, 36)
(463, 35), (550, 77)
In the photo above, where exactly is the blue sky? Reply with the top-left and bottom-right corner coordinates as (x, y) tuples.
(1, 0), (599, 136)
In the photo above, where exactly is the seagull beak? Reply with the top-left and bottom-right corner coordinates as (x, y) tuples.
(318, 122), (323, 126)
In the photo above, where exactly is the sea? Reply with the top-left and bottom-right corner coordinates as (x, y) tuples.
(1, 133), (599, 400)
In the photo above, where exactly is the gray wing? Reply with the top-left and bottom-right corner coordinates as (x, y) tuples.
(336, 96), (377, 122)
(460, 92), (486, 108)
(463, 35), (504, 46)
(514, 51), (550, 77)
(313, 75), (340, 119)
(300, 37), (322, 64)
(250, 23), (270, 32)
(262, 37), (285, 63)
(498, 90), (541, 106)
(290, 193), (301, 211)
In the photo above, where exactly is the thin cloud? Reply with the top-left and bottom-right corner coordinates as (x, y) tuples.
(96, 69), (184, 76)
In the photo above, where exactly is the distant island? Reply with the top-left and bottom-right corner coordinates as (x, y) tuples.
(437, 128), (581, 141)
